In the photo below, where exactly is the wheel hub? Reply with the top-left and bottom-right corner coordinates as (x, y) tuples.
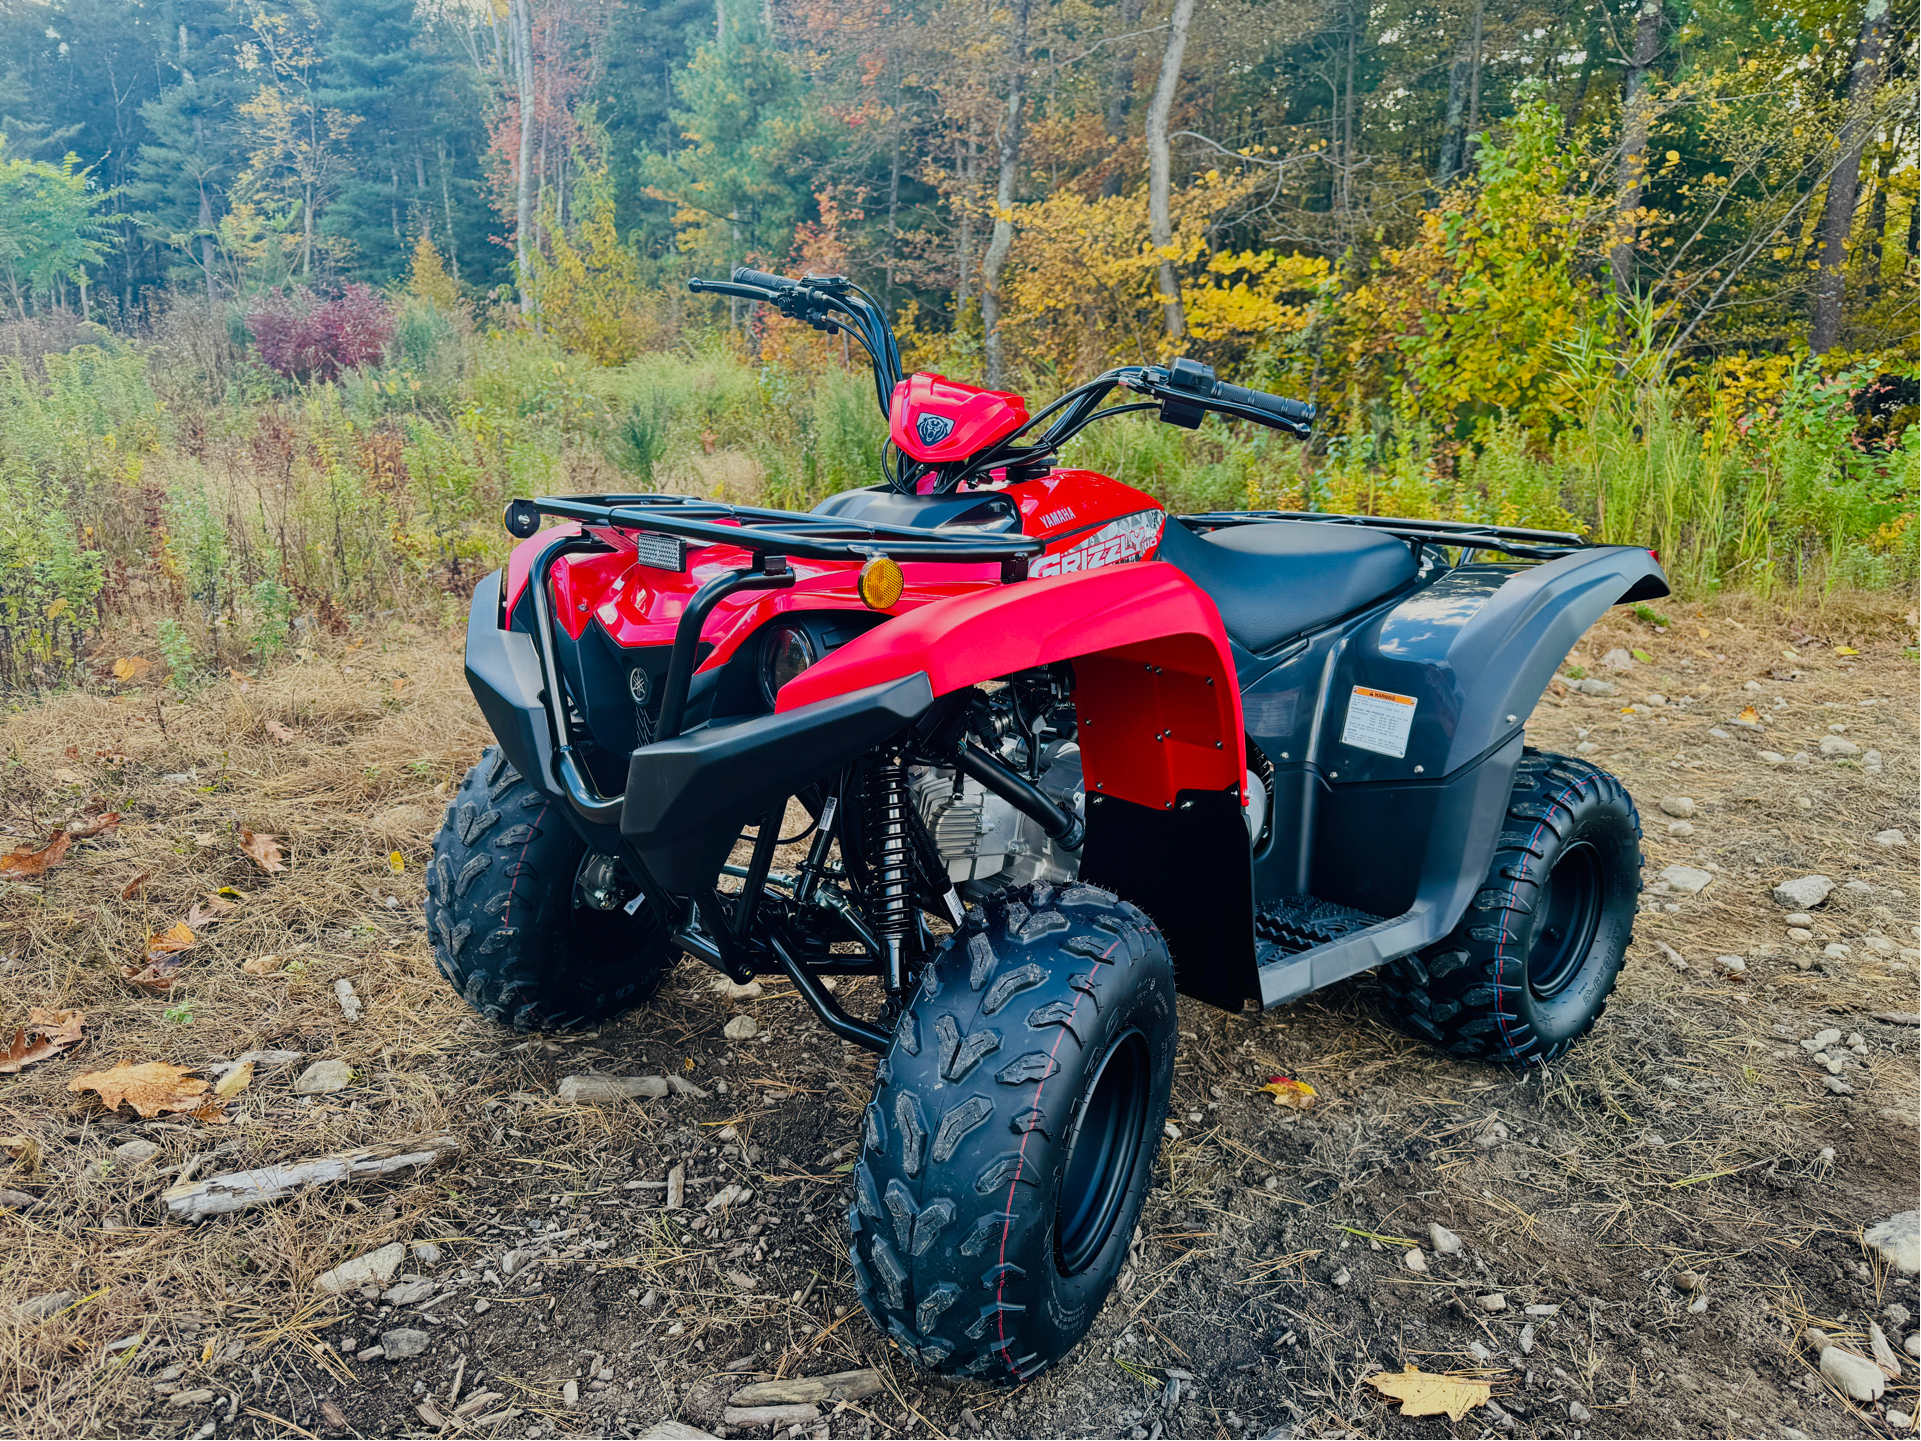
(1056, 1028), (1151, 1276)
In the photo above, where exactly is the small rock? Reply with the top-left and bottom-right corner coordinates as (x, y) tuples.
(1428, 1222), (1463, 1255)
(716, 979), (763, 1000)
(1889, 1411), (1913, 1430)
(1163, 1121), (1182, 1142)
(1824, 1076), (1854, 1095)
(1823, 942), (1850, 959)
(1864, 749), (1882, 774)
(1568, 1401), (1592, 1422)
(334, 978), (362, 1022)
(1688, 1293), (1708, 1314)
(410, 1242), (442, 1266)
(1659, 796), (1696, 818)
(1886, 1303), (1912, 1328)
(1788, 927), (1815, 942)
(1908, 1334), (1921, 1360)
(1466, 1341), (1492, 1362)
(1784, 913), (1814, 927)
(1804, 1028), (1843, 1050)
(1870, 1322), (1904, 1376)
(1874, 830), (1906, 847)
(563, 1380), (579, 1408)
(558, 1075), (669, 1104)
(1475, 1293), (1507, 1313)
(1675, 1270), (1705, 1293)
(1660, 865), (1713, 895)
(316, 1242), (408, 1294)
(1842, 878), (1873, 894)
(706, 1183), (753, 1214)
(381, 1328), (429, 1359)
(382, 1279), (435, 1306)
(1757, 750), (1787, 766)
(1803, 1327), (1830, 1349)
(294, 1059), (353, 1095)
(1709, 728), (1732, 740)
(1864, 1212), (1920, 1273)
(0, 1189), (35, 1209)
(1667, 820), (1694, 837)
(1403, 1248), (1427, 1273)
(1576, 741), (1600, 755)
(113, 1139), (161, 1163)
(1790, 751), (1811, 767)
(1571, 678), (1618, 697)
(1714, 955), (1747, 977)
(1601, 648), (1634, 670)
(1525, 1304), (1560, 1316)
(1644, 693), (1667, 706)
(1772, 875), (1834, 910)
(722, 1015), (759, 1041)
(1820, 1346), (1886, 1403)
(1519, 1324), (1535, 1354)
(1655, 940), (1688, 971)
(1819, 736), (1860, 758)
(723, 1270), (757, 1290)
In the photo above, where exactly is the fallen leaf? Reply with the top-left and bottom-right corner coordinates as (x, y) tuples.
(230, 668), (254, 690)
(1834, 645), (1858, 656)
(1695, 625), (1711, 639)
(388, 851), (405, 874)
(0, 832), (72, 877)
(193, 832), (218, 847)
(120, 871), (151, 900)
(240, 955), (283, 975)
(391, 676), (408, 696)
(1782, 647), (1798, 658)
(148, 922), (198, 955)
(1365, 1365), (1493, 1421)
(214, 1061), (254, 1099)
(0, 1009), (88, 1074)
(111, 656), (152, 681)
(64, 811), (120, 839)
(1260, 1075), (1318, 1111)
(1630, 648), (1653, 663)
(0, 1133), (39, 1169)
(68, 1061), (220, 1120)
(240, 829), (286, 874)
(64, 745), (78, 759)
(1739, 705), (1760, 724)
(263, 719), (298, 745)
(183, 894), (236, 930)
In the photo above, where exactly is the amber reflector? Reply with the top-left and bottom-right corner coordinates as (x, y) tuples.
(857, 555), (904, 610)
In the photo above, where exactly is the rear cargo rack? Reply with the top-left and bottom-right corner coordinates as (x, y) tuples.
(1178, 510), (1589, 562)
(515, 492), (1044, 564)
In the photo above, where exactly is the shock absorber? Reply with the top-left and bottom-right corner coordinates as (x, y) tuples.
(867, 759), (913, 996)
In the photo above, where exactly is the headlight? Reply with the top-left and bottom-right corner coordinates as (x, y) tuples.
(758, 623), (818, 708)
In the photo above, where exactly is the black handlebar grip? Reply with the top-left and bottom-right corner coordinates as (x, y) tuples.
(1213, 380), (1315, 428)
(732, 267), (797, 291)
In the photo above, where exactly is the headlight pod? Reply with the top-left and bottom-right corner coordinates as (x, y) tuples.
(758, 622), (819, 708)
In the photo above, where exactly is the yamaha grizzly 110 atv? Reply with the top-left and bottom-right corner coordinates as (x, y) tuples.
(432, 266), (1667, 1381)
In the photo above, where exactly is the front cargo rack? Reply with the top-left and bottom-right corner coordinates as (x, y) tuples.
(513, 492), (1043, 564)
(1178, 510), (1590, 562)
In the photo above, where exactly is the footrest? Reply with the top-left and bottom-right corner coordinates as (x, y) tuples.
(1255, 894), (1386, 962)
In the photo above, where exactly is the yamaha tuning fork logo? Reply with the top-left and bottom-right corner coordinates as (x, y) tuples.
(915, 413), (956, 447)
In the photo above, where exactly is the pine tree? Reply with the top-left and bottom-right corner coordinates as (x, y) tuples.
(591, 0), (714, 263)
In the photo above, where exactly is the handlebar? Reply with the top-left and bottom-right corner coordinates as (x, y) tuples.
(1152, 356), (1313, 436)
(731, 267), (798, 291)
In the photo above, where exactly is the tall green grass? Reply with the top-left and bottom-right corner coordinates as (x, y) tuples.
(0, 300), (1911, 688)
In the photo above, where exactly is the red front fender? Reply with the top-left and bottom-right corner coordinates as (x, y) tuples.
(776, 562), (1245, 813)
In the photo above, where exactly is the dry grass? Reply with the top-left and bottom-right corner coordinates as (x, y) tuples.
(0, 588), (1916, 1441)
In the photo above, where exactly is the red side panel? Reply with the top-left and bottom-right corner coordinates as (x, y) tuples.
(775, 561), (1243, 812)
(502, 524), (581, 622)
(890, 372), (1029, 463)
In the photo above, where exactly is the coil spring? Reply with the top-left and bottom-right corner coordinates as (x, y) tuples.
(867, 760), (913, 940)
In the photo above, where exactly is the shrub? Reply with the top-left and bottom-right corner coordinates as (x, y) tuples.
(248, 285), (396, 383)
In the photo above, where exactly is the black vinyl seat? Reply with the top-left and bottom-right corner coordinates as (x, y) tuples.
(1154, 519), (1417, 653)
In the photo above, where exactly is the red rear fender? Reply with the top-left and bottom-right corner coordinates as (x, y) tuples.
(775, 562), (1244, 812)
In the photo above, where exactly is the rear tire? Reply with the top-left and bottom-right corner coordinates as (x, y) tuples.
(848, 881), (1176, 1382)
(426, 747), (672, 1031)
(1380, 751), (1641, 1064)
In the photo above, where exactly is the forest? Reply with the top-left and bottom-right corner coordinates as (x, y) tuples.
(0, 0), (1915, 685)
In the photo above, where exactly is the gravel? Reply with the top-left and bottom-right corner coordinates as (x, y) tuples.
(1659, 796), (1697, 818)
(1818, 736), (1861, 758)
(1874, 830), (1907, 847)
(1428, 1222), (1463, 1255)
(1659, 865), (1713, 894)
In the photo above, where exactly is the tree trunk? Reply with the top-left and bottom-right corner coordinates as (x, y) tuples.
(1810, 0), (1890, 354)
(1435, 47), (1469, 185)
(440, 138), (461, 281)
(980, 0), (1031, 387)
(1608, 0), (1663, 306)
(514, 0), (537, 314)
(1101, 0), (1143, 198)
(956, 132), (974, 312)
(1464, 0), (1483, 160)
(1146, 0), (1198, 340)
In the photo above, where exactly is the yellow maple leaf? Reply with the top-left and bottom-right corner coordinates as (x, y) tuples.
(1834, 646), (1858, 656)
(111, 656), (153, 682)
(1739, 705), (1760, 724)
(1365, 1364), (1493, 1420)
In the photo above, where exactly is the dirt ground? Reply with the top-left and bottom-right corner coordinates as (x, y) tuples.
(2, 588), (1917, 1441)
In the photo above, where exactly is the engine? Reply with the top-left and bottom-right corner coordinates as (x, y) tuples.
(908, 678), (1270, 899)
(909, 742), (1086, 898)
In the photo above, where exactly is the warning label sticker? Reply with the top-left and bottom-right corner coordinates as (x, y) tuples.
(1340, 685), (1418, 759)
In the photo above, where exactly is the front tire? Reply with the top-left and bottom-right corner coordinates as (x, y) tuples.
(1380, 750), (1642, 1064)
(848, 882), (1176, 1382)
(426, 747), (673, 1030)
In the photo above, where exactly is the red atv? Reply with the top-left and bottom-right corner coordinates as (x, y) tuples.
(432, 267), (1667, 1381)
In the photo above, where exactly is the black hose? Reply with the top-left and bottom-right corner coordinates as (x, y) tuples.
(956, 743), (1084, 852)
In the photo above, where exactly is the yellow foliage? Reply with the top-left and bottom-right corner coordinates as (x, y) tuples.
(408, 233), (462, 313)
(534, 171), (659, 366)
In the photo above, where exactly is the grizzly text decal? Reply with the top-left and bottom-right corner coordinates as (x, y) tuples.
(1026, 510), (1165, 579)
